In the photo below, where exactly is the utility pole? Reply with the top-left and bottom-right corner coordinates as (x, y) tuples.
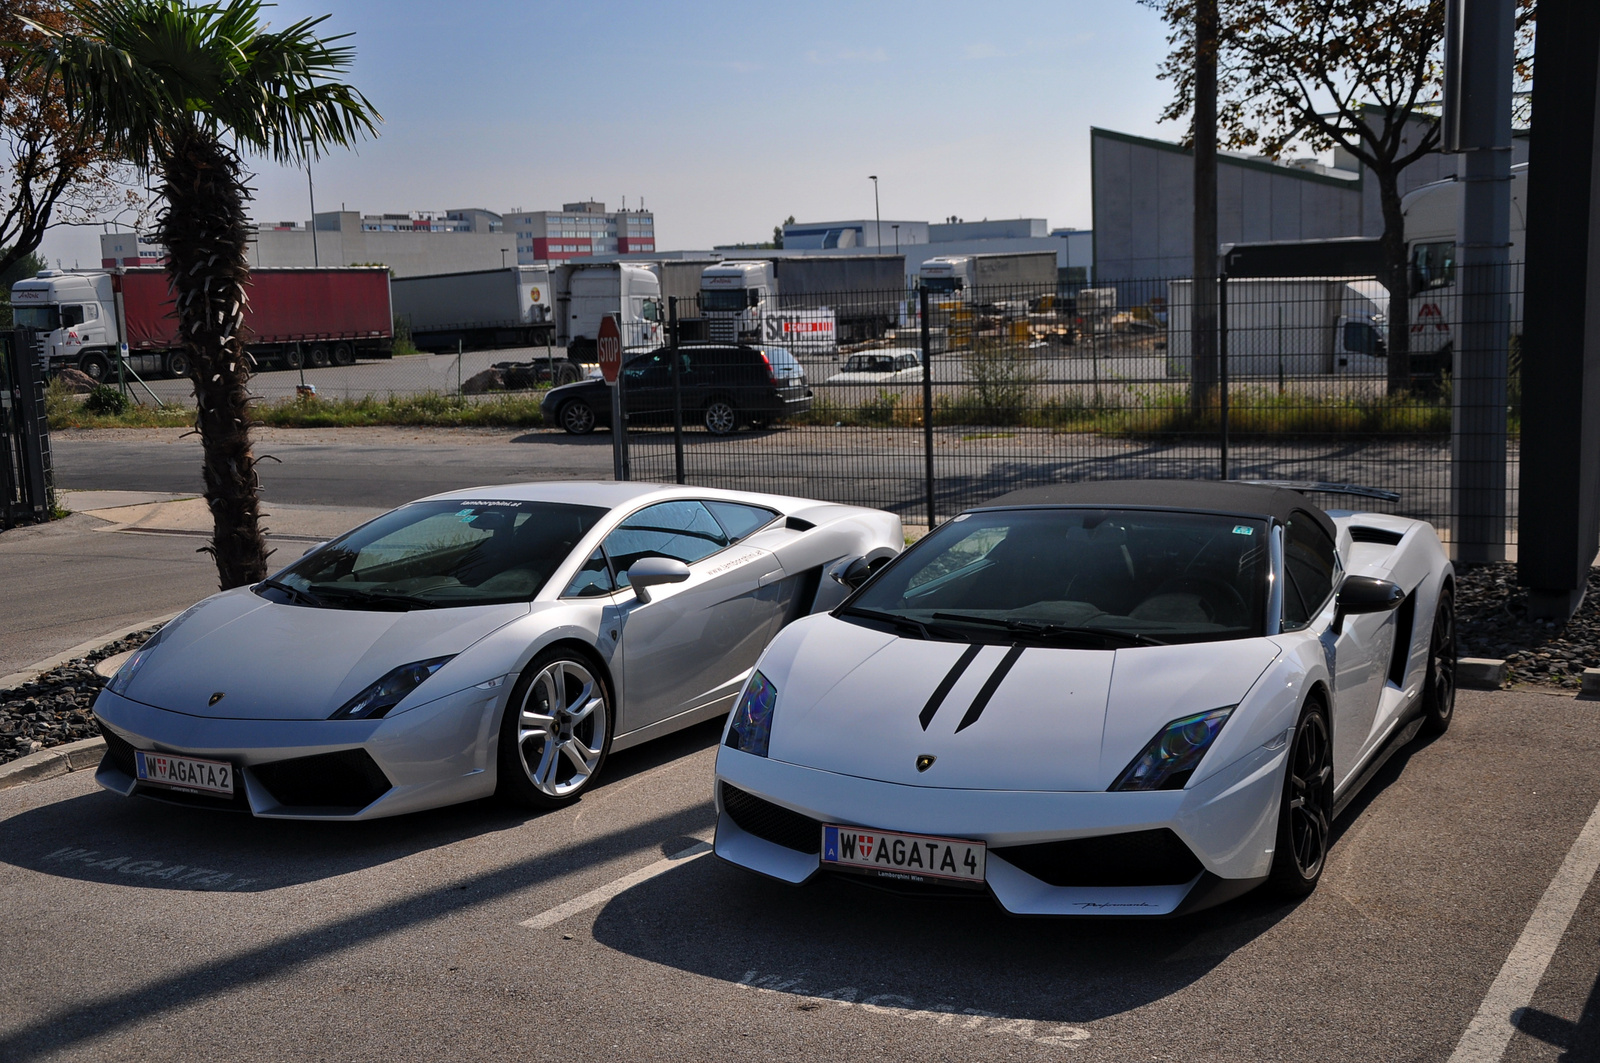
(1190, 0), (1220, 417)
(303, 137), (320, 267)
(869, 175), (881, 248)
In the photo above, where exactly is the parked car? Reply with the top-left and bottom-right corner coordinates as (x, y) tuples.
(92, 481), (902, 820)
(823, 348), (923, 385)
(541, 344), (814, 436)
(713, 479), (1456, 915)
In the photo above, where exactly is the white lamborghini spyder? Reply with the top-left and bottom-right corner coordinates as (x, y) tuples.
(713, 480), (1456, 915)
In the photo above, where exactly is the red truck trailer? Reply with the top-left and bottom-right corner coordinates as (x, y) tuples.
(117, 266), (393, 376)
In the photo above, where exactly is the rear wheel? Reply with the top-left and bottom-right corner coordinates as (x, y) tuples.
(308, 343), (331, 368)
(497, 650), (612, 809)
(283, 345), (305, 370)
(1267, 697), (1333, 898)
(559, 400), (597, 435)
(332, 342), (355, 366)
(703, 398), (739, 435)
(554, 361), (582, 386)
(1421, 585), (1456, 735)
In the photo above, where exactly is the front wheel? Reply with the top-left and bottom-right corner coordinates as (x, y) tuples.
(703, 398), (739, 435)
(496, 650), (612, 809)
(164, 350), (192, 378)
(559, 400), (597, 435)
(79, 351), (110, 382)
(1267, 698), (1333, 898)
(1421, 585), (1456, 735)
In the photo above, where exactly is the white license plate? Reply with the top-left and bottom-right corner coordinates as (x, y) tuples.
(821, 825), (986, 886)
(134, 750), (235, 796)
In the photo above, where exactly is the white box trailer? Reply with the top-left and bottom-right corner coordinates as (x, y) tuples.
(390, 266), (554, 351)
(918, 251), (1057, 301)
(1166, 278), (1389, 377)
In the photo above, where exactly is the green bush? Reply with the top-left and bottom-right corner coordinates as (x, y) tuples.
(83, 384), (129, 416)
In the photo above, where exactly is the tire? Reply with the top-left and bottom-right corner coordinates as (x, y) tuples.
(308, 343), (331, 368)
(164, 350), (192, 378)
(1421, 584), (1456, 736)
(1267, 697), (1334, 898)
(558, 400), (597, 435)
(283, 346), (304, 370)
(496, 649), (612, 810)
(332, 342), (355, 366)
(703, 397), (739, 435)
(79, 351), (110, 382)
(554, 362), (582, 386)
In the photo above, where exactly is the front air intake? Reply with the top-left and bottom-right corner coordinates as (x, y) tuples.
(720, 782), (823, 854)
(252, 748), (392, 810)
(992, 829), (1204, 887)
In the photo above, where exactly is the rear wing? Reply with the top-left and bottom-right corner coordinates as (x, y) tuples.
(1237, 480), (1401, 504)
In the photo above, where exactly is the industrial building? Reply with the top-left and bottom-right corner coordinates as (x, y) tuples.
(500, 201), (656, 265)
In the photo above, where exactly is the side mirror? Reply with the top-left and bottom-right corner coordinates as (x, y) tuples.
(627, 556), (691, 603)
(833, 555), (877, 590)
(1333, 574), (1404, 633)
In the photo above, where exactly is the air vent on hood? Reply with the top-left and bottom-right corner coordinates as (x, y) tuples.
(1349, 526), (1404, 546)
(786, 516), (816, 531)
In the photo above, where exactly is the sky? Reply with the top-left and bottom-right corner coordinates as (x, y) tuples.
(39, 0), (1183, 269)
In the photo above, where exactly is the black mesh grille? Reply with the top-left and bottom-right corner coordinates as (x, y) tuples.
(721, 782), (823, 854)
(252, 748), (392, 810)
(992, 829), (1203, 887)
(98, 724), (138, 777)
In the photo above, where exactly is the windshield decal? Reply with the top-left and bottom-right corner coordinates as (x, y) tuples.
(919, 644), (984, 731)
(954, 645), (1026, 733)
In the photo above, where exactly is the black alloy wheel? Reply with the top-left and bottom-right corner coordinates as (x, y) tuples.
(559, 400), (597, 435)
(703, 398), (739, 435)
(1422, 585), (1456, 736)
(1268, 699), (1333, 898)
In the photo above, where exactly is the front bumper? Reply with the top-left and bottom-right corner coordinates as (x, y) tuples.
(712, 742), (1286, 916)
(91, 681), (507, 820)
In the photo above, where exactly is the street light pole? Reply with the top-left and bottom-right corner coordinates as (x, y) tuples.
(303, 138), (320, 267)
(869, 175), (881, 248)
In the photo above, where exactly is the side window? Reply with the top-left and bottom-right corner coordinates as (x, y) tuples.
(562, 548), (615, 597)
(604, 500), (730, 585)
(704, 501), (778, 541)
(1410, 241), (1456, 291)
(1282, 512), (1338, 630)
(61, 305), (85, 327)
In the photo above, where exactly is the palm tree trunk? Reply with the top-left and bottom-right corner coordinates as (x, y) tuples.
(155, 127), (268, 589)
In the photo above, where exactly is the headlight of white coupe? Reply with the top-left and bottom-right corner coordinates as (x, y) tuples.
(330, 656), (455, 720)
(1111, 706), (1235, 791)
(724, 671), (777, 757)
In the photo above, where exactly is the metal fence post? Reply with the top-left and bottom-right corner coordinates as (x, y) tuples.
(921, 288), (935, 531)
(1218, 272), (1229, 480)
(669, 296), (685, 484)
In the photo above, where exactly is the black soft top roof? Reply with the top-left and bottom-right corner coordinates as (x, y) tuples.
(977, 480), (1336, 540)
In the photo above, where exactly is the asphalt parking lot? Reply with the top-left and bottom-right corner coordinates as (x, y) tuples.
(2, 689), (1597, 1062)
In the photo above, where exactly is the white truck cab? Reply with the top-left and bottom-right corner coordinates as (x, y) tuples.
(10, 270), (120, 381)
(700, 261), (774, 343)
(565, 262), (663, 355)
(918, 256), (972, 297)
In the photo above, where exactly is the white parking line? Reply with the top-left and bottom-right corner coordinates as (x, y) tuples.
(520, 838), (713, 930)
(1448, 791), (1600, 1063)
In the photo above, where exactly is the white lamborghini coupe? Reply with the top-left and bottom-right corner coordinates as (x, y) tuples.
(713, 481), (1456, 915)
(92, 482), (901, 819)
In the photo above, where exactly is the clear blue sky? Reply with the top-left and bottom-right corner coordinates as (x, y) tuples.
(42, 0), (1180, 267)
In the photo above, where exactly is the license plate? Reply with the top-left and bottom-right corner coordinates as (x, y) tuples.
(821, 825), (986, 886)
(134, 750), (235, 796)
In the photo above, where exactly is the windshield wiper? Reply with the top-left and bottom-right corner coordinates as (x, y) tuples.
(839, 606), (942, 640)
(930, 612), (1167, 647)
(310, 586), (439, 611)
(256, 578), (325, 607)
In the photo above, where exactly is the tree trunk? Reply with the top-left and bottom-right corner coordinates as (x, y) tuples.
(155, 128), (268, 589)
(1377, 167), (1413, 396)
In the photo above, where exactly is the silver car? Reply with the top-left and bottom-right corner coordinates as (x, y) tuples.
(93, 482), (901, 819)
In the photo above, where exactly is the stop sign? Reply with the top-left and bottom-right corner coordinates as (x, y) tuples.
(597, 315), (623, 385)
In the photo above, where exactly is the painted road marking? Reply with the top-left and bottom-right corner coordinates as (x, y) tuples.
(1447, 790), (1600, 1062)
(520, 838), (711, 930)
(40, 847), (258, 891)
(734, 970), (1090, 1047)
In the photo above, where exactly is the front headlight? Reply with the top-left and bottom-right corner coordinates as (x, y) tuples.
(1110, 706), (1235, 791)
(724, 671), (777, 757)
(330, 656), (455, 720)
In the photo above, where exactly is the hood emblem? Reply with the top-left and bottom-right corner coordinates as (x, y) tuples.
(208, 692), (225, 706)
(915, 754), (936, 773)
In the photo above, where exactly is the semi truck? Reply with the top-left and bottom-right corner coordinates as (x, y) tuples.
(917, 251), (1057, 303)
(555, 261), (664, 360)
(10, 266), (393, 380)
(391, 266), (554, 352)
(1165, 277), (1390, 377)
(699, 255), (905, 350)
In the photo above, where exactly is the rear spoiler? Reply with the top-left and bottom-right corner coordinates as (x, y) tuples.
(1238, 480), (1401, 504)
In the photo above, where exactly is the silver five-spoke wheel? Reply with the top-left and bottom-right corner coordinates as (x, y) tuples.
(498, 651), (612, 809)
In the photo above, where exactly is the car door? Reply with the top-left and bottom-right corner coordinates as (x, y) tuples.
(604, 500), (786, 736)
(1282, 512), (1385, 789)
(620, 349), (675, 424)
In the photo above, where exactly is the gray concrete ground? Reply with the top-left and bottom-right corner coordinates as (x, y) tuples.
(0, 690), (1597, 1061)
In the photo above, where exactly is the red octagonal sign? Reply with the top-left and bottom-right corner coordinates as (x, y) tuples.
(597, 315), (623, 385)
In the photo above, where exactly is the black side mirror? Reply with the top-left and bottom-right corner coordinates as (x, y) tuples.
(1333, 575), (1404, 633)
(834, 556), (876, 590)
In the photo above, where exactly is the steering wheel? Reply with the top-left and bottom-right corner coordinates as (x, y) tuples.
(1146, 575), (1250, 624)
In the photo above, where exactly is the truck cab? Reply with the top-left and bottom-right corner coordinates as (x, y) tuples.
(918, 256), (972, 300)
(10, 271), (119, 381)
(564, 262), (663, 356)
(700, 261), (775, 343)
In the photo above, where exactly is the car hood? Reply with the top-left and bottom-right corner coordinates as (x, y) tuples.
(120, 588), (528, 720)
(762, 615), (1281, 791)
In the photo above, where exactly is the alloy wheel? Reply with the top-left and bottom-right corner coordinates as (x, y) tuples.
(514, 659), (608, 799)
(1286, 711), (1332, 880)
(704, 399), (738, 435)
(560, 401), (596, 435)
(1424, 591), (1456, 733)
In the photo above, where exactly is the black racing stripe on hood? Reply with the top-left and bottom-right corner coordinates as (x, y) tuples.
(955, 644), (1026, 733)
(919, 643), (984, 731)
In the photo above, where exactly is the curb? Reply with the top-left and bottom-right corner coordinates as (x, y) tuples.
(0, 736), (105, 791)
(0, 612), (180, 691)
(1459, 658), (1508, 690)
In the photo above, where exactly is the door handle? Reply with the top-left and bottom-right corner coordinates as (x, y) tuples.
(757, 569), (785, 587)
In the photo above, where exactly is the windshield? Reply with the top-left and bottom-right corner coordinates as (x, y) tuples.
(921, 277), (961, 294)
(263, 500), (607, 609)
(845, 507), (1270, 645)
(13, 305), (60, 331)
(701, 288), (750, 312)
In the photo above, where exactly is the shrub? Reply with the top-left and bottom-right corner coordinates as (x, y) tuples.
(83, 384), (128, 416)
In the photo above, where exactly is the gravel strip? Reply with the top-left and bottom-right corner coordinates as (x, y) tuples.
(0, 626), (163, 767)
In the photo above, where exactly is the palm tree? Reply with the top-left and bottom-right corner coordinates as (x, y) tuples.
(22, 0), (378, 588)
